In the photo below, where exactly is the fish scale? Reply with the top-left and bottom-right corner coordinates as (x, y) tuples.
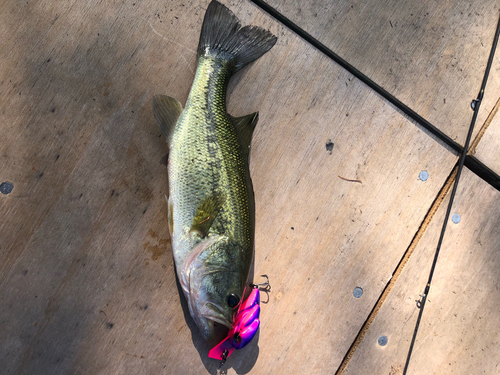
(169, 57), (251, 264)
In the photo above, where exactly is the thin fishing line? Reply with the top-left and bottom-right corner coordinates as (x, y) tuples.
(403, 11), (500, 375)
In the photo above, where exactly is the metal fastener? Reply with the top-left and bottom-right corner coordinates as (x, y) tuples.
(378, 336), (388, 346)
(0, 182), (13, 195)
(353, 287), (363, 298)
(419, 171), (428, 181)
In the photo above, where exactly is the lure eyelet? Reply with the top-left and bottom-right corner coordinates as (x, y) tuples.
(233, 332), (241, 344)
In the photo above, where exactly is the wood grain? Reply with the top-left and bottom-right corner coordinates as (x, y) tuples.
(343, 168), (500, 375)
(471, 97), (500, 175)
(265, 0), (500, 146)
(469, 45), (500, 175)
(0, 0), (467, 374)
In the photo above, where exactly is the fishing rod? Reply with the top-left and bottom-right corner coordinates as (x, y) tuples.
(403, 11), (500, 375)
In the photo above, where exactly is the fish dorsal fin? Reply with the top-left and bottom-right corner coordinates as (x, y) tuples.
(190, 193), (225, 238)
(229, 112), (259, 162)
(152, 95), (183, 143)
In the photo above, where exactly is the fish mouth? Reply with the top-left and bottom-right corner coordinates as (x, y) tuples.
(201, 301), (233, 329)
(192, 313), (215, 341)
(189, 298), (233, 341)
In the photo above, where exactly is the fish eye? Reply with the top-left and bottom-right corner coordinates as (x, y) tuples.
(226, 294), (240, 308)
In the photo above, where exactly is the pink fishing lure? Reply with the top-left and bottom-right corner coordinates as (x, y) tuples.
(208, 286), (261, 361)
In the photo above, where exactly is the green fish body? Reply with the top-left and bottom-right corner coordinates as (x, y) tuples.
(152, 1), (276, 341)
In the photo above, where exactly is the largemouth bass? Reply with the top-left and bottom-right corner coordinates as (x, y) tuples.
(152, 1), (276, 341)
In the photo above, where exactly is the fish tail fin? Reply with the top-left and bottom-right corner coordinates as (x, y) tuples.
(197, 1), (277, 73)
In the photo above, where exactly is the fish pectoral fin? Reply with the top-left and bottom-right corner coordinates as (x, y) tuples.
(229, 112), (258, 163)
(190, 194), (225, 238)
(152, 95), (183, 143)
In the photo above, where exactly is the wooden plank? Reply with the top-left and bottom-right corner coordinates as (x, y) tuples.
(343, 167), (500, 374)
(469, 49), (500, 174)
(0, 0), (458, 374)
(264, 0), (500, 146)
(471, 97), (500, 175)
(472, 98), (500, 174)
(474, 108), (500, 175)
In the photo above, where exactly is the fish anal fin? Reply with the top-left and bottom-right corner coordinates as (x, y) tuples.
(229, 112), (258, 162)
(152, 95), (183, 143)
(190, 194), (225, 238)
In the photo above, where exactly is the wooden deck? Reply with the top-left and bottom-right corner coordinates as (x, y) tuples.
(1, 1), (499, 374)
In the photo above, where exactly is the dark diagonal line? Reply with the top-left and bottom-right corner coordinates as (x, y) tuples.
(250, 0), (500, 191)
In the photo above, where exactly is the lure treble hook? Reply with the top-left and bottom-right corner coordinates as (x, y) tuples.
(217, 349), (229, 370)
(252, 274), (271, 292)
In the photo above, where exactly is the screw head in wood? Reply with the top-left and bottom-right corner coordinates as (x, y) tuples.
(353, 287), (363, 298)
(419, 171), (428, 181)
(0, 182), (13, 195)
(452, 213), (461, 224)
(378, 336), (388, 346)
